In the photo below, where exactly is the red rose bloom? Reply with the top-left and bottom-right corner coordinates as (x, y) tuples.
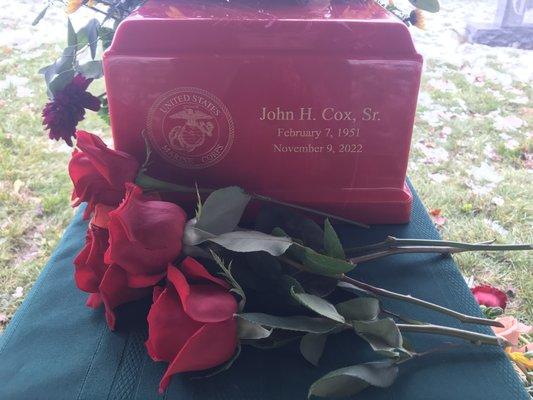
(42, 74), (101, 146)
(69, 131), (139, 218)
(146, 258), (238, 393)
(99, 264), (153, 329)
(471, 284), (508, 309)
(105, 184), (187, 286)
(74, 223), (109, 295)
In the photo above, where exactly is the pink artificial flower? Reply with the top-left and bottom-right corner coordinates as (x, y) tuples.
(471, 284), (508, 309)
(492, 316), (532, 347)
(42, 74), (101, 146)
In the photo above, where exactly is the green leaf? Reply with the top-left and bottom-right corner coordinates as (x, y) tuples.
(76, 19), (100, 59)
(245, 252), (283, 280)
(255, 205), (324, 250)
(196, 186), (251, 235)
(408, 0), (440, 13)
(99, 26), (115, 50)
(48, 69), (75, 96)
(290, 288), (345, 323)
(237, 313), (339, 334)
(323, 219), (345, 259)
(237, 318), (272, 340)
(300, 247), (355, 277)
(32, 5), (49, 26)
(210, 251), (246, 311)
(77, 60), (103, 79)
(308, 361), (399, 398)
(67, 18), (77, 48)
(300, 333), (327, 366)
(352, 318), (403, 353)
(208, 230), (292, 256)
(335, 297), (380, 321)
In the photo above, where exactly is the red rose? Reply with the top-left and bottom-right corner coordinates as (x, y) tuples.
(69, 131), (139, 218)
(146, 258), (238, 393)
(99, 264), (153, 329)
(74, 223), (109, 295)
(105, 184), (187, 286)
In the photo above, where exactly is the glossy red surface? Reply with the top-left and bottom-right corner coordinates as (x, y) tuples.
(104, 0), (422, 224)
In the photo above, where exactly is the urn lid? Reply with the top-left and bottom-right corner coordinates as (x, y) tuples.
(109, 0), (420, 58)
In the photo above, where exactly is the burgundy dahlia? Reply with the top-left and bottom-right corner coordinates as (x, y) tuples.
(42, 74), (101, 146)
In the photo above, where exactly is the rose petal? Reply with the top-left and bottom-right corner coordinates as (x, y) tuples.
(158, 318), (237, 393)
(75, 131), (138, 187)
(181, 257), (230, 288)
(127, 271), (167, 288)
(99, 264), (151, 330)
(74, 225), (109, 293)
(105, 185), (186, 275)
(168, 265), (237, 323)
(493, 316), (521, 346)
(86, 293), (102, 308)
(146, 286), (202, 362)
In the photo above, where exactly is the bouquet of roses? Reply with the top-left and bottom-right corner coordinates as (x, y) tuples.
(66, 130), (530, 397)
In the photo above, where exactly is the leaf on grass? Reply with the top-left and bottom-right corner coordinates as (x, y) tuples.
(300, 333), (327, 366)
(237, 313), (339, 334)
(290, 288), (345, 323)
(335, 297), (380, 321)
(196, 186), (251, 235)
(323, 219), (345, 259)
(308, 360), (399, 398)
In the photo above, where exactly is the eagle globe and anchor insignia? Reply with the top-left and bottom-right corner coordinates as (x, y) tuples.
(147, 87), (235, 169)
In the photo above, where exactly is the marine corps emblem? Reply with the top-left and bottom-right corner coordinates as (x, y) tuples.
(147, 87), (234, 169)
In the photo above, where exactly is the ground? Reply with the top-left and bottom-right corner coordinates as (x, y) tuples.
(0, 0), (531, 331)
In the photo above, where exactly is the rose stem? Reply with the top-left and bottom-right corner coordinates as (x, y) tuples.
(348, 243), (532, 264)
(340, 275), (504, 328)
(251, 193), (369, 229)
(396, 323), (506, 347)
(135, 172), (369, 228)
(345, 236), (532, 256)
(278, 256), (503, 328)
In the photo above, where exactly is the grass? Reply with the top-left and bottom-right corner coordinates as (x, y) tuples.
(0, 36), (531, 332)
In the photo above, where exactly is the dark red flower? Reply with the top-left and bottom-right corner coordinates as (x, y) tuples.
(69, 131), (139, 218)
(74, 223), (109, 295)
(146, 258), (238, 393)
(99, 264), (153, 330)
(105, 184), (187, 282)
(42, 74), (101, 146)
(471, 284), (508, 309)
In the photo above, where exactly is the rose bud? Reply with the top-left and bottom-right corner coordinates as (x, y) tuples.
(105, 184), (187, 286)
(69, 131), (139, 218)
(146, 258), (238, 393)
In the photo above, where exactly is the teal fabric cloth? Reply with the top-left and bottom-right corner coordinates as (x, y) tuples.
(0, 184), (527, 400)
